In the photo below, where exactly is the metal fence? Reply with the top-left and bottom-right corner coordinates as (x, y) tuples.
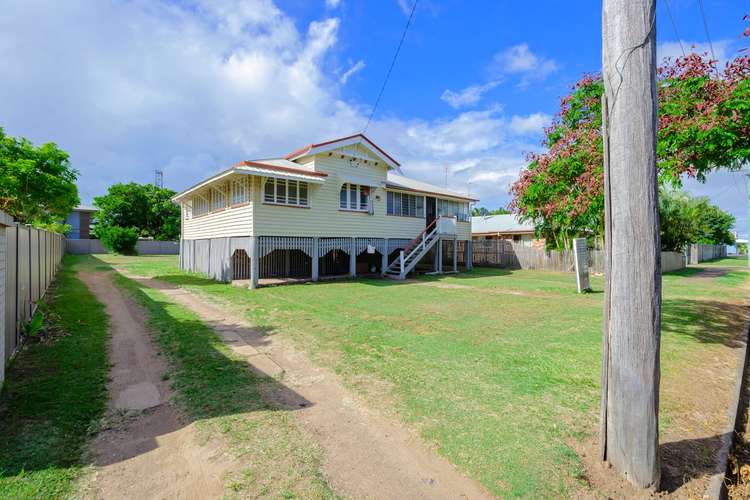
(3, 221), (65, 373)
(66, 239), (179, 255)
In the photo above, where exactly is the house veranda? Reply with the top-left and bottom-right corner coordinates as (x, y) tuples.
(172, 134), (476, 288)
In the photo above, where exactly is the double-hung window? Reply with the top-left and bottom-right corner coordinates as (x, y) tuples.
(339, 183), (370, 212)
(387, 191), (424, 217)
(264, 178), (309, 207)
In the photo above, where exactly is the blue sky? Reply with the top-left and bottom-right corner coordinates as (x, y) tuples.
(1, 0), (748, 236)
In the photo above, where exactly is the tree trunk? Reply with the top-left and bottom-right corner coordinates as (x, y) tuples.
(601, 0), (661, 489)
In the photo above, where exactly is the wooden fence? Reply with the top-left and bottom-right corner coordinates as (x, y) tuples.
(471, 240), (686, 274)
(2, 215), (65, 385)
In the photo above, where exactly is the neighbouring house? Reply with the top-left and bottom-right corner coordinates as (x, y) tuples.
(471, 214), (543, 248)
(172, 134), (477, 287)
(65, 205), (96, 239)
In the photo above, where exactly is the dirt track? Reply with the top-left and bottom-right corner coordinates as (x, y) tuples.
(124, 273), (492, 500)
(79, 271), (235, 500)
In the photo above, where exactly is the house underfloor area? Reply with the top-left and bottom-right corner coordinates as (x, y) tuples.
(180, 236), (473, 288)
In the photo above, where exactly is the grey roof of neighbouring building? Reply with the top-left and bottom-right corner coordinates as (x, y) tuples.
(471, 214), (534, 234)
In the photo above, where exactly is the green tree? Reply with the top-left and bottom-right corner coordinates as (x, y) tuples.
(471, 207), (511, 216)
(658, 190), (696, 251)
(0, 127), (79, 226)
(511, 50), (750, 249)
(659, 189), (735, 251)
(691, 197), (735, 245)
(94, 183), (180, 240)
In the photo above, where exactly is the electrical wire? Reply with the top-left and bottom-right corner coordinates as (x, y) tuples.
(663, 0), (686, 57)
(696, 0), (721, 76)
(362, 0), (419, 133)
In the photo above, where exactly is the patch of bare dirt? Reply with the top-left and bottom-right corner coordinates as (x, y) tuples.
(687, 268), (729, 279)
(130, 274), (492, 500)
(574, 301), (749, 498)
(78, 271), (236, 500)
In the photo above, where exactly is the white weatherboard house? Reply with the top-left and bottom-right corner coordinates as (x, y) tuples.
(173, 134), (477, 288)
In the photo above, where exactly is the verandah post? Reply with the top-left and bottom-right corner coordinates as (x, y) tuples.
(382, 238), (389, 275)
(399, 250), (405, 280)
(249, 236), (259, 290)
(453, 237), (458, 272)
(467, 240), (473, 271)
(312, 237), (319, 282)
(349, 237), (356, 277)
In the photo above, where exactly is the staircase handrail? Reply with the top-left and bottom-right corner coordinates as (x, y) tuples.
(404, 216), (442, 254)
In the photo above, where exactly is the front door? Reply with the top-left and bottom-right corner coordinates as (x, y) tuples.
(426, 196), (437, 228)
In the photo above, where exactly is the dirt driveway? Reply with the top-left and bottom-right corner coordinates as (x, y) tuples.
(79, 271), (236, 499)
(82, 267), (491, 499)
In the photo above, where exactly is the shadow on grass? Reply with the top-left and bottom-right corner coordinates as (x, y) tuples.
(53, 256), (310, 470)
(662, 298), (748, 348)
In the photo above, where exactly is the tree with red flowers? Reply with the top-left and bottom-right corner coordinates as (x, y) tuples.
(511, 36), (750, 250)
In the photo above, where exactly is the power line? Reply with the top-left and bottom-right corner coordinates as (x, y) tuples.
(663, 0), (686, 57)
(362, 0), (419, 133)
(696, 0), (721, 76)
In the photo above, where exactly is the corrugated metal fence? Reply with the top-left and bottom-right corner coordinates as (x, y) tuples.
(3, 223), (65, 366)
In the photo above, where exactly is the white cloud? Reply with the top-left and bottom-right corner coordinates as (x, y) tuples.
(396, 0), (413, 15)
(657, 39), (733, 66)
(339, 59), (366, 84)
(325, 0), (341, 8)
(0, 0), (545, 212)
(491, 43), (558, 87)
(509, 113), (551, 135)
(440, 80), (502, 109)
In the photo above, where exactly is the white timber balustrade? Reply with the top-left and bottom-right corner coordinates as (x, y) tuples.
(383, 216), (446, 280)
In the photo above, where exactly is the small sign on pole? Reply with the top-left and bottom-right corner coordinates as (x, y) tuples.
(573, 238), (590, 293)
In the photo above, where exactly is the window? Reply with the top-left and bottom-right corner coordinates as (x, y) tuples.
(387, 191), (424, 217)
(340, 183), (370, 211)
(231, 177), (249, 205)
(437, 199), (470, 222)
(263, 178), (309, 207)
(210, 186), (226, 211)
(193, 196), (209, 217)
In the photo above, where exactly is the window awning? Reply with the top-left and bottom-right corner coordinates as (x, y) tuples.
(337, 173), (386, 188)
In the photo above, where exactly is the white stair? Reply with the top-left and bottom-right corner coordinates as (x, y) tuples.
(383, 219), (442, 280)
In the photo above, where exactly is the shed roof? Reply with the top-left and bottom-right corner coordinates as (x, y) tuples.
(471, 214), (534, 234)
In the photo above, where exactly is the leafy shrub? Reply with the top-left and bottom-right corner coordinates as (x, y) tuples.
(98, 226), (139, 254)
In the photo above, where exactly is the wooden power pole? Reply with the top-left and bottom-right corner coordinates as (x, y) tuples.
(600, 0), (661, 489)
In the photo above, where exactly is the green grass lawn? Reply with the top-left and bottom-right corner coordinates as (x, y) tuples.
(97, 254), (749, 497)
(0, 256), (109, 499)
(69, 256), (335, 498)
